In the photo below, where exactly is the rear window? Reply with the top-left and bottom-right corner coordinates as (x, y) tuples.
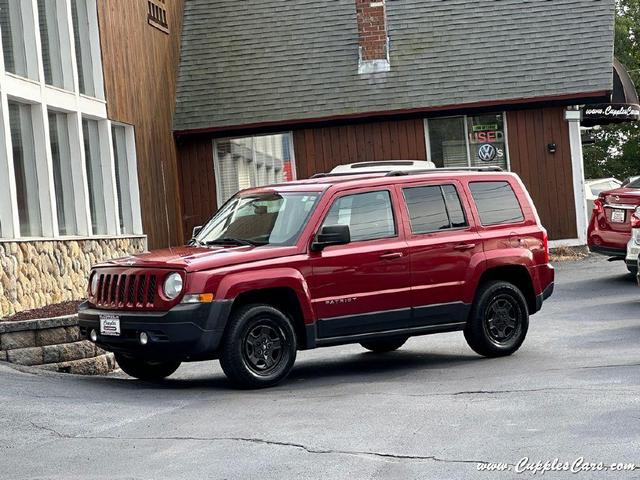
(403, 184), (468, 234)
(469, 181), (524, 226)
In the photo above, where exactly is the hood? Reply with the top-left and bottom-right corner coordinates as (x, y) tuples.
(97, 245), (299, 272)
(601, 187), (640, 206)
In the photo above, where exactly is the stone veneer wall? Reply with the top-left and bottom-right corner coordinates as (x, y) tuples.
(0, 237), (146, 318)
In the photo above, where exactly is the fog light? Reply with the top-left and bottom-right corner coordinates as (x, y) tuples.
(90, 329), (98, 342)
(139, 332), (149, 346)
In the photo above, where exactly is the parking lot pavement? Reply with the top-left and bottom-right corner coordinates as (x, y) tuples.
(1, 256), (639, 479)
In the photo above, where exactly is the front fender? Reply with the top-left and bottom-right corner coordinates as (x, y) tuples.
(215, 268), (315, 323)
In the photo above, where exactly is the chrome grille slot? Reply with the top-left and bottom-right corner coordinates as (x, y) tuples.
(117, 275), (127, 306)
(109, 274), (118, 304)
(127, 275), (137, 305)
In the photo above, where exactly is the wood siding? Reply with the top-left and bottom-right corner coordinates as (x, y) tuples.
(177, 111), (577, 241)
(507, 108), (577, 240)
(97, 0), (185, 248)
(177, 137), (217, 239)
(292, 119), (428, 178)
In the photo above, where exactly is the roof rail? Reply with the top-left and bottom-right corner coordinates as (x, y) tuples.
(309, 166), (503, 180)
(385, 166), (503, 177)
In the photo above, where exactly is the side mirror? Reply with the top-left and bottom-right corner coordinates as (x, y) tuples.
(312, 225), (351, 251)
(192, 225), (203, 238)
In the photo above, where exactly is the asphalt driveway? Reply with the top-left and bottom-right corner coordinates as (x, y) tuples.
(1, 257), (639, 479)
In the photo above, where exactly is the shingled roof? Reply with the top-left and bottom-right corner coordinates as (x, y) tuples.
(174, 0), (616, 133)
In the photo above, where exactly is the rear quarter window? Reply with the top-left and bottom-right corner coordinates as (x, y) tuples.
(469, 181), (525, 226)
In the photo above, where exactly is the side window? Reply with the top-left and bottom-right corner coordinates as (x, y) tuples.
(403, 184), (468, 234)
(469, 181), (524, 226)
(322, 191), (395, 242)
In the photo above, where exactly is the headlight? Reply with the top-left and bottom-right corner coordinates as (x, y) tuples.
(90, 273), (100, 297)
(163, 273), (183, 300)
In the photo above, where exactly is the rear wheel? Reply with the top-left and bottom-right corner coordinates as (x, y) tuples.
(360, 336), (408, 353)
(219, 304), (297, 389)
(114, 353), (181, 381)
(464, 280), (529, 357)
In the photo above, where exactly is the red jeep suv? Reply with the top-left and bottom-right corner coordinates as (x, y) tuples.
(588, 177), (640, 273)
(79, 167), (555, 388)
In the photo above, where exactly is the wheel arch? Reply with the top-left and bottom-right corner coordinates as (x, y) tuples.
(476, 265), (537, 314)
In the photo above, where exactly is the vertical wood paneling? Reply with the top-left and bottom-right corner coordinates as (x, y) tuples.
(97, 0), (185, 249)
(176, 137), (216, 239)
(507, 107), (577, 240)
(292, 118), (428, 176)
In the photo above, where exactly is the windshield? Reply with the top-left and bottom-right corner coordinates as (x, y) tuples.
(193, 192), (320, 246)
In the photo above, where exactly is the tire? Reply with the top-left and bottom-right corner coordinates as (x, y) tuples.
(114, 353), (181, 381)
(360, 336), (408, 353)
(219, 304), (297, 389)
(626, 264), (638, 275)
(464, 280), (529, 358)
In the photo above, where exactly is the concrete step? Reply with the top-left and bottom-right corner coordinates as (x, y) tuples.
(4, 340), (102, 366)
(39, 353), (116, 376)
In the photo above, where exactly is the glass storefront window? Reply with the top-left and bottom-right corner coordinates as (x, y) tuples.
(83, 118), (107, 235)
(214, 133), (296, 206)
(0, 0), (38, 80)
(49, 111), (77, 235)
(9, 102), (42, 237)
(427, 113), (508, 170)
(467, 113), (508, 170)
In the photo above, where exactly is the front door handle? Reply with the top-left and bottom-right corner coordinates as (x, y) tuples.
(454, 243), (476, 251)
(380, 252), (404, 260)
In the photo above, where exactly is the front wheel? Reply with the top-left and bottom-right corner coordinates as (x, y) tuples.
(360, 336), (408, 353)
(114, 353), (181, 381)
(219, 304), (297, 389)
(464, 280), (529, 357)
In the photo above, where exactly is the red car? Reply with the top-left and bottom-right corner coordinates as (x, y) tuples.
(588, 178), (640, 273)
(79, 166), (555, 388)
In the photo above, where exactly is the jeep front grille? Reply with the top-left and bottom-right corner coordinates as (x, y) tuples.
(96, 273), (158, 308)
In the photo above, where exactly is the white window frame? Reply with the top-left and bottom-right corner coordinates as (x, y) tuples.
(0, 0), (141, 240)
(212, 132), (297, 208)
(424, 112), (511, 171)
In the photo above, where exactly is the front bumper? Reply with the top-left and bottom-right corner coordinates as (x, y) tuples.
(78, 300), (233, 361)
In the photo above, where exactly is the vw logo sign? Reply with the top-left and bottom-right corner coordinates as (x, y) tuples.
(478, 143), (497, 162)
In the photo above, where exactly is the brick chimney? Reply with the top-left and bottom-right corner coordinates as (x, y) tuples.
(355, 0), (390, 74)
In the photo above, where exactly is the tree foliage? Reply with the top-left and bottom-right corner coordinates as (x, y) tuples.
(583, 0), (640, 180)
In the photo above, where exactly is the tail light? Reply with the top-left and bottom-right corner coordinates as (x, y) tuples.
(631, 207), (640, 229)
(593, 198), (605, 215)
(542, 229), (550, 264)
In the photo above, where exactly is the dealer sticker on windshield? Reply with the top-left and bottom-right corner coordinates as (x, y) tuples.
(100, 315), (121, 337)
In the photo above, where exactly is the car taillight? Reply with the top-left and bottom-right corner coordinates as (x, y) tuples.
(542, 230), (550, 264)
(593, 198), (605, 215)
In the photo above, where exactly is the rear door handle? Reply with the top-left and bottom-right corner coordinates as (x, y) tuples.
(379, 252), (404, 260)
(454, 243), (476, 251)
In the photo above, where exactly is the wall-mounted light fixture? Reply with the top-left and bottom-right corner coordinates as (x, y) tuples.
(547, 143), (557, 154)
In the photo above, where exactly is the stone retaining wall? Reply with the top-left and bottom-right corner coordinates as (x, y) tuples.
(0, 236), (146, 318)
(0, 315), (116, 375)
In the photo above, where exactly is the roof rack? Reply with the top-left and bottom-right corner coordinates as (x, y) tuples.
(384, 166), (503, 177)
(310, 166), (503, 179)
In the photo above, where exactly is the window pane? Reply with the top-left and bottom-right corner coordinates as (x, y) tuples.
(442, 185), (467, 228)
(428, 117), (467, 168)
(71, 0), (96, 96)
(9, 102), (42, 237)
(83, 118), (106, 234)
(403, 186), (449, 234)
(214, 133), (296, 205)
(1, 0), (30, 78)
(467, 113), (508, 170)
(112, 125), (134, 234)
(38, 0), (69, 89)
(469, 181), (524, 226)
(49, 111), (77, 235)
(323, 191), (395, 242)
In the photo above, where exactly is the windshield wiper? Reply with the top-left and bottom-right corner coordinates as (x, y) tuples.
(204, 237), (257, 246)
(188, 238), (204, 247)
